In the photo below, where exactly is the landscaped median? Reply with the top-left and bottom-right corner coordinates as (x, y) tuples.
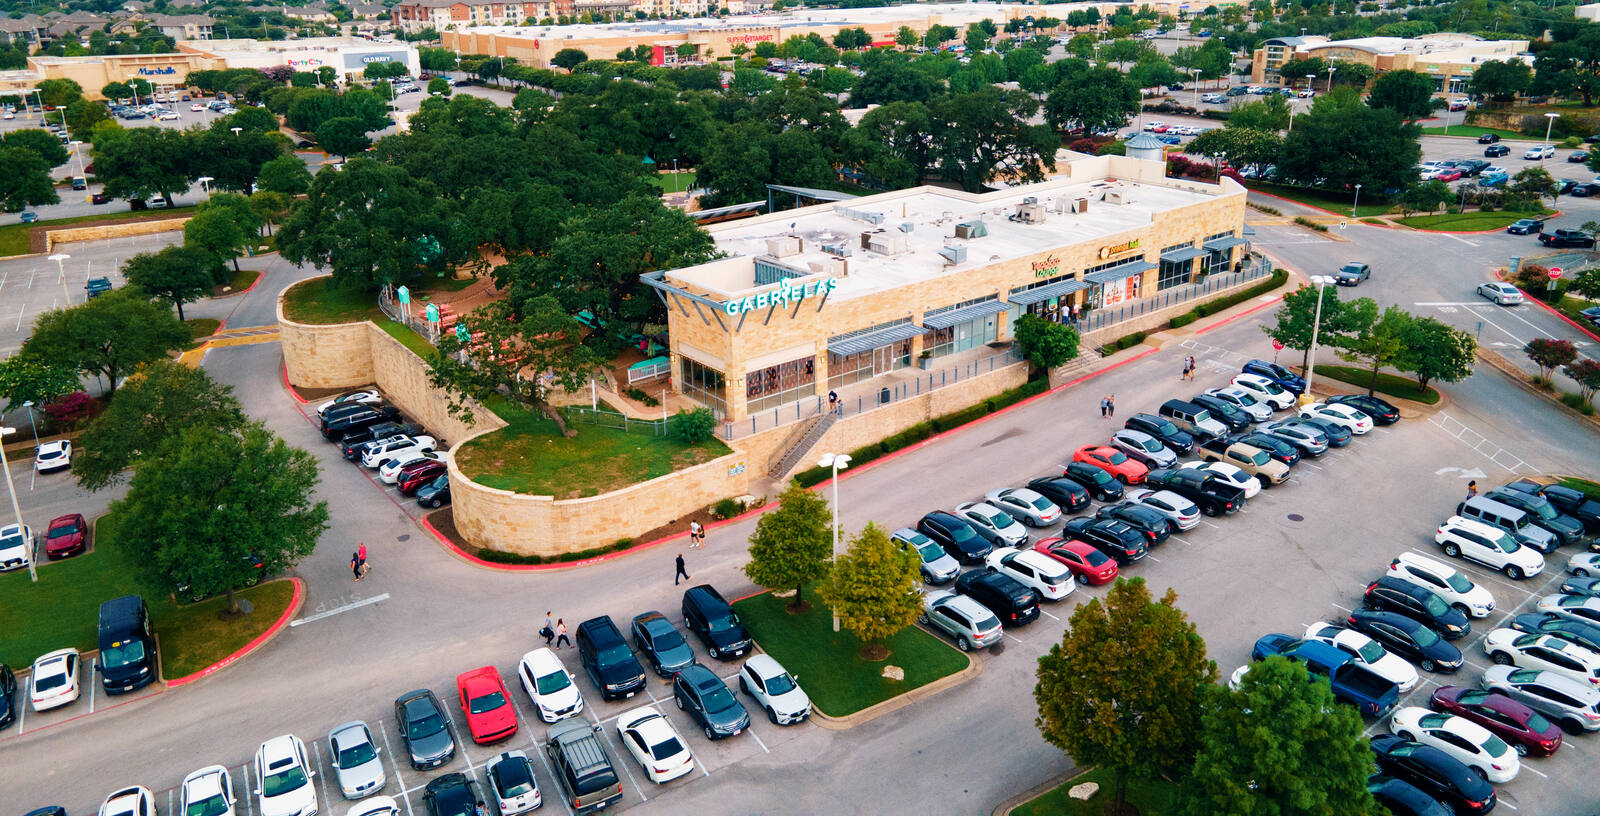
(731, 587), (973, 722)
(1007, 768), (1177, 816)
(1308, 364), (1441, 405)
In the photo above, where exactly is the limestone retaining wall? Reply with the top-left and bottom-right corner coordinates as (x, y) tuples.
(806, 361), (1029, 463)
(278, 294), (374, 391)
(45, 217), (190, 251)
(366, 324), (505, 446)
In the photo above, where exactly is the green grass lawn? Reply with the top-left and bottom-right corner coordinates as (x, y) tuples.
(378, 320), (438, 359)
(1011, 768), (1178, 816)
(731, 588), (969, 718)
(1314, 364), (1441, 405)
(1551, 294), (1599, 327)
(281, 276), (475, 325)
(1245, 182), (1391, 217)
(186, 318), (221, 339)
(219, 268), (260, 294)
(0, 508), (295, 675)
(1394, 211), (1544, 231)
(647, 170), (695, 194)
(1558, 477), (1600, 501)
(1419, 124), (1529, 140)
(0, 206), (199, 257)
(456, 400), (730, 498)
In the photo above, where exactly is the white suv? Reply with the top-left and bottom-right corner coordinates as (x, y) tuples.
(1387, 552), (1495, 618)
(1230, 373), (1296, 410)
(1523, 144), (1556, 160)
(1483, 629), (1600, 687)
(984, 549), (1075, 601)
(1436, 515), (1544, 579)
(361, 435), (436, 469)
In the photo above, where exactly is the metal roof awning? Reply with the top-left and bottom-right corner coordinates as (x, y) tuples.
(921, 298), (1011, 329)
(1160, 246), (1209, 263)
(827, 323), (927, 357)
(1009, 278), (1090, 306)
(1084, 261), (1156, 285)
(1203, 235), (1249, 251)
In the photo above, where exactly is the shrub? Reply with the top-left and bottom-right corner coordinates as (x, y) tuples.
(1560, 392), (1595, 414)
(1066, 137), (1100, 154)
(1248, 202), (1282, 216)
(713, 497), (745, 519)
(625, 387), (660, 407)
(1169, 268), (1289, 326)
(474, 536), (637, 564)
(670, 407), (716, 443)
(43, 390), (97, 426)
(1294, 216), (1329, 232)
(1169, 312), (1198, 328)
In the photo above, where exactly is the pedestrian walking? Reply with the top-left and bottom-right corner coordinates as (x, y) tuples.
(1069, 303), (1079, 324)
(1107, 394), (1115, 418)
(1180, 358), (1190, 380)
(1100, 396), (1108, 418)
(350, 550), (364, 582)
(554, 619), (570, 649)
(828, 389), (839, 415)
(675, 552), (690, 585)
(689, 520), (705, 549)
(1466, 480), (1478, 499)
(1187, 356), (1196, 381)
(541, 612), (554, 645)
(357, 542), (369, 575)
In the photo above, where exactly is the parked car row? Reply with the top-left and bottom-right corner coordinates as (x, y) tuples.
(316, 391), (452, 507)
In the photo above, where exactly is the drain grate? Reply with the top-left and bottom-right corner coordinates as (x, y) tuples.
(1286, 513), (1304, 522)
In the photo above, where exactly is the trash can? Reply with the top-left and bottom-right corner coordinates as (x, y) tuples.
(879, 387), (891, 405)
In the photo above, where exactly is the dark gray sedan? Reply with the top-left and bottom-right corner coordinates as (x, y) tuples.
(1335, 262), (1371, 286)
(395, 689), (457, 770)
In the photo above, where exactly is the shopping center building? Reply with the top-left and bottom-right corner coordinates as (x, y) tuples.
(643, 153), (1249, 424)
(1250, 33), (1530, 93)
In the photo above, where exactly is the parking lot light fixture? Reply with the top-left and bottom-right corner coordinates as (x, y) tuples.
(817, 452), (851, 632)
(1301, 274), (1337, 407)
(0, 427), (34, 583)
(47, 252), (70, 303)
(1544, 112), (1560, 164)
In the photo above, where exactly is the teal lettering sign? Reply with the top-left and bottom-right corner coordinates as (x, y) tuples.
(722, 276), (839, 315)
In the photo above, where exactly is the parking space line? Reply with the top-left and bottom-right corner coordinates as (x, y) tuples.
(439, 707), (475, 775)
(1145, 554), (1161, 563)
(1170, 535), (1195, 546)
(241, 763), (255, 816)
(525, 733), (575, 816)
(744, 722), (770, 754)
(1005, 633), (1026, 645)
(658, 710), (712, 779)
(1040, 609), (1060, 621)
(1198, 519), (1220, 529)
(1331, 603), (1353, 613)
(1301, 462), (1323, 470)
(17, 677), (27, 733)
(168, 788), (174, 816)
(312, 741), (332, 806)
(376, 718), (416, 816)
(1499, 800), (1518, 810)
(1521, 765), (1549, 779)
(88, 659), (96, 713)
(596, 726), (649, 802)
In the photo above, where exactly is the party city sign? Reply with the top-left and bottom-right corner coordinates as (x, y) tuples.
(722, 276), (838, 315)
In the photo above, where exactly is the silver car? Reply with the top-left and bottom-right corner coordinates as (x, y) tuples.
(1124, 488), (1200, 531)
(1204, 387), (1273, 421)
(1481, 664), (1600, 733)
(1536, 594), (1600, 627)
(983, 487), (1062, 526)
(956, 501), (1030, 547)
(920, 591), (1003, 651)
(893, 528), (959, 584)
(1262, 420), (1328, 456)
(328, 721), (386, 799)
(1110, 429), (1177, 469)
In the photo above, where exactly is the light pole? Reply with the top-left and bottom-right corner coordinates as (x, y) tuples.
(1325, 64), (1336, 93)
(20, 403), (38, 446)
(1301, 274), (1336, 406)
(231, 126), (243, 138)
(817, 452), (851, 632)
(1543, 112), (1559, 164)
(1190, 67), (1199, 108)
(1352, 183), (1362, 217)
(47, 252), (70, 304)
(0, 427), (36, 583)
(68, 140), (85, 179)
(197, 175), (214, 194)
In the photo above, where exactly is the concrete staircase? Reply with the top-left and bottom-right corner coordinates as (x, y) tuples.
(1052, 354), (1098, 380)
(767, 409), (839, 479)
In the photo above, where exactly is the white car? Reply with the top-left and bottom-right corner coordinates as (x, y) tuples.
(100, 787), (158, 816)
(984, 548), (1075, 601)
(1523, 144), (1556, 160)
(34, 440), (71, 472)
(738, 653), (812, 725)
(956, 501), (1029, 547)
(1389, 706), (1519, 783)
(484, 751), (542, 814)
(0, 522), (32, 572)
(1536, 594), (1600, 627)
(1298, 402), (1372, 434)
(377, 450), (440, 484)
(1227, 664), (1251, 690)
(1302, 623), (1419, 692)
(253, 735), (318, 816)
(517, 647), (583, 722)
(1124, 488), (1200, 531)
(181, 766), (237, 816)
(1110, 428), (1178, 468)
(1476, 281), (1523, 305)
(1230, 373), (1296, 410)
(315, 389), (382, 414)
(1569, 552), (1600, 577)
(1483, 629), (1600, 686)
(359, 435), (435, 468)
(1179, 461), (1260, 499)
(1204, 387), (1273, 421)
(982, 487), (1061, 527)
(157, 111), (180, 120)
(191, 103), (205, 112)
(615, 706), (694, 784)
(346, 797), (398, 816)
(1435, 515), (1544, 579)
(327, 721), (385, 799)
(1388, 552), (1495, 618)
(29, 648), (81, 711)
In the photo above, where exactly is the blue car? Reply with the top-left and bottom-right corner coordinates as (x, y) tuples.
(1241, 359), (1305, 395)
(1155, 133), (1181, 145)
(1478, 170), (1508, 187)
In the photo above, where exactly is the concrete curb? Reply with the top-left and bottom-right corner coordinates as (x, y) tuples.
(809, 647), (981, 731)
(1508, 283), (1600, 345)
(1475, 347), (1600, 432)
(164, 577), (306, 688)
(991, 767), (1094, 816)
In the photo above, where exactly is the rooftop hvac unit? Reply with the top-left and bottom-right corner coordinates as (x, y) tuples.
(765, 235), (801, 257)
(1023, 196), (1038, 205)
(938, 244), (967, 265)
(867, 232), (908, 255)
(898, 221), (914, 233)
(954, 221), (988, 239)
(820, 241), (853, 257)
(809, 258), (846, 276)
(860, 229), (880, 249)
(1103, 189), (1132, 205)
(1010, 201), (1046, 225)
(834, 205), (885, 225)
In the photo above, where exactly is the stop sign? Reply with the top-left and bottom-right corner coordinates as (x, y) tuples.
(1271, 339), (1285, 351)
(1549, 267), (1564, 279)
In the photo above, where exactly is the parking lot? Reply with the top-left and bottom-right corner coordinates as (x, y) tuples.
(0, 232), (184, 357)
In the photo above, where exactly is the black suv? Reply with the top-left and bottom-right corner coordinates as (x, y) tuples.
(1123, 413), (1195, 455)
(955, 570), (1040, 626)
(1327, 394), (1399, 425)
(1362, 577), (1470, 639)
(1189, 394), (1252, 431)
(1477, 133), (1501, 144)
(1540, 228), (1596, 248)
(0, 664), (14, 730)
(1059, 461), (1125, 502)
(321, 405), (401, 440)
(1062, 517), (1147, 564)
(1529, 482), (1600, 534)
(1094, 503), (1171, 544)
(681, 584), (751, 660)
(1144, 468), (1244, 516)
(917, 511), (996, 564)
(1025, 477), (1091, 514)
(575, 617), (646, 700)
(1345, 609), (1463, 673)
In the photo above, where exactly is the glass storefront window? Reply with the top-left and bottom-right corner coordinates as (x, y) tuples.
(680, 357), (726, 416)
(746, 356), (816, 414)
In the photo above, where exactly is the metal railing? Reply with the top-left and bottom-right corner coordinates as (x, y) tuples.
(561, 405), (675, 437)
(627, 356), (671, 384)
(1076, 260), (1273, 337)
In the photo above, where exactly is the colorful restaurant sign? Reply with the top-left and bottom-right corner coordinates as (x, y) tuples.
(1097, 239), (1140, 260)
(1030, 253), (1061, 279)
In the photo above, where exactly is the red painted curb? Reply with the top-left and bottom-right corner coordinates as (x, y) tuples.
(281, 361), (309, 404)
(236, 269), (265, 296)
(1513, 285), (1600, 344)
(1, 686), (166, 741)
(165, 577), (305, 687)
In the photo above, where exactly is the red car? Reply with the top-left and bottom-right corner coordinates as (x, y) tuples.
(397, 460), (448, 495)
(1072, 445), (1148, 484)
(44, 513), (86, 559)
(456, 666), (518, 744)
(1434, 168), (1463, 182)
(1033, 537), (1118, 585)
(1429, 685), (1562, 757)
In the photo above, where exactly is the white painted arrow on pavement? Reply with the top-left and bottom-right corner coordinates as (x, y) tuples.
(1434, 467), (1487, 479)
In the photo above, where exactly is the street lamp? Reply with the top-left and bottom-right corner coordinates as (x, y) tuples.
(230, 126), (243, 138)
(68, 140), (85, 179)
(1543, 112), (1559, 164)
(1190, 67), (1199, 108)
(47, 252), (70, 304)
(197, 175), (214, 194)
(20, 403), (38, 446)
(1352, 183), (1362, 217)
(0, 427), (36, 583)
(1301, 274), (1337, 406)
(1325, 64), (1336, 93)
(817, 452), (851, 632)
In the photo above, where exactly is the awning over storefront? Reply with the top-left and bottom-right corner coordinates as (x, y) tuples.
(921, 298), (1012, 329)
(1084, 260), (1156, 285)
(1203, 235), (1249, 251)
(1160, 246), (1209, 263)
(1009, 278), (1091, 306)
(827, 322), (927, 357)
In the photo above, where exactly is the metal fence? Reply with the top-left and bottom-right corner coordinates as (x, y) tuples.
(627, 356), (671, 384)
(1076, 260), (1274, 336)
(378, 285), (442, 345)
(561, 405), (675, 437)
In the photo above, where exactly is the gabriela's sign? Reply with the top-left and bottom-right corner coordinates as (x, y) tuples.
(723, 276), (839, 315)
(1097, 239), (1140, 259)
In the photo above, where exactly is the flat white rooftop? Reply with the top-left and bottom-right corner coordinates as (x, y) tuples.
(669, 165), (1232, 303)
(460, 1), (1038, 39)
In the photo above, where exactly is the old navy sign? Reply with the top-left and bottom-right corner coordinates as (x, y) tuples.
(362, 55), (394, 63)
(137, 66), (178, 75)
(723, 276), (838, 315)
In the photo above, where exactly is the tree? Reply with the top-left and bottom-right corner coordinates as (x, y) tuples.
(1277, 105), (1420, 194)
(1510, 166), (1555, 206)
(19, 289), (190, 396)
(0, 356), (81, 410)
(315, 116), (373, 158)
(257, 155), (313, 195)
(1565, 358), (1600, 404)
(250, 190), (294, 237)
(102, 81), (133, 101)
(1035, 578), (1217, 811)
(1014, 314), (1081, 372)
(744, 482), (833, 612)
(184, 205), (250, 275)
(113, 421), (328, 613)
(1225, 94), (1291, 132)
(278, 158), (455, 291)
(3, 128), (70, 167)
(0, 146), (59, 212)
(1045, 66), (1139, 134)
(123, 245), (221, 321)
(1400, 179), (1455, 216)
(1469, 59), (1531, 103)
(64, 98), (110, 142)
(430, 296), (602, 432)
(1367, 69), (1435, 120)
(1391, 315), (1474, 392)
(428, 76), (451, 96)
(1570, 266), (1600, 300)
(1525, 337), (1578, 382)
(1263, 284), (1359, 369)
(1187, 127), (1283, 171)
(1338, 300), (1406, 393)
(896, 26), (917, 48)
(72, 361), (245, 491)
(817, 522), (921, 660)
(933, 87), (1057, 192)
(36, 78), (84, 108)
(92, 126), (191, 206)
(552, 48), (589, 70)
(1179, 657), (1382, 816)
(963, 24), (991, 54)
(315, 66), (337, 88)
